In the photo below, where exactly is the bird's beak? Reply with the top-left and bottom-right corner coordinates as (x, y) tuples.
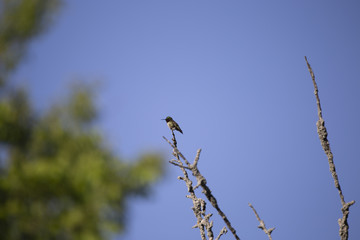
(161, 119), (165, 120)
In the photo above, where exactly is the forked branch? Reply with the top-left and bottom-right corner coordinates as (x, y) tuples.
(164, 136), (237, 240)
(248, 203), (275, 240)
(164, 135), (228, 240)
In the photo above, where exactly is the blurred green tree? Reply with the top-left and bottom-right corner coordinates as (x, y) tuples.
(0, 1), (164, 239)
(0, 0), (60, 85)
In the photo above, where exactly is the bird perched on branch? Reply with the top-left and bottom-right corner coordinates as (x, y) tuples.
(162, 116), (183, 134)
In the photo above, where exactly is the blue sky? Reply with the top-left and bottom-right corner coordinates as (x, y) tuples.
(13, 1), (360, 239)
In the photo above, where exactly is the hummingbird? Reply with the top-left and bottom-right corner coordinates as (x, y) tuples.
(162, 116), (183, 134)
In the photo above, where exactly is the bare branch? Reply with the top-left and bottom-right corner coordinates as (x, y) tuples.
(169, 160), (192, 170)
(203, 213), (214, 240)
(165, 135), (217, 240)
(305, 56), (355, 240)
(164, 136), (241, 240)
(163, 136), (191, 165)
(171, 130), (177, 148)
(163, 136), (175, 148)
(215, 227), (228, 240)
(193, 148), (202, 166)
(189, 152), (241, 240)
(248, 203), (274, 240)
(178, 159), (207, 240)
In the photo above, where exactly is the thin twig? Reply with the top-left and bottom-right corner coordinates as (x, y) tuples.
(248, 203), (275, 240)
(203, 213), (215, 240)
(305, 56), (355, 240)
(215, 227), (228, 240)
(171, 130), (177, 148)
(163, 136), (191, 165)
(169, 160), (192, 170)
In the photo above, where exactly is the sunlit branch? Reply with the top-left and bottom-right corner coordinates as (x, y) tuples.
(305, 56), (355, 240)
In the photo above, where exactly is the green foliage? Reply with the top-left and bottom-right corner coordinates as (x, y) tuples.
(0, 88), (164, 239)
(0, 0), (60, 85)
(0, 0), (165, 239)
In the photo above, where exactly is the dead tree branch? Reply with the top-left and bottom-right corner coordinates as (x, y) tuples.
(248, 203), (275, 240)
(164, 136), (239, 240)
(215, 227), (228, 240)
(305, 56), (355, 240)
(164, 135), (226, 240)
